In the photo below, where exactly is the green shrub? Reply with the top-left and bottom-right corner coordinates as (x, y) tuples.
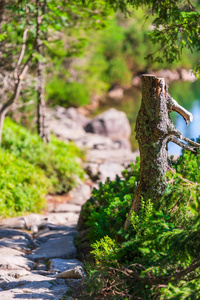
(46, 78), (90, 108)
(0, 149), (50, 217)
(82, 153), (200, 299)
(2, 118), (85, 193)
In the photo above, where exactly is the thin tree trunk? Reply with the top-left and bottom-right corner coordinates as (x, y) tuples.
(0, 0), (5, 29)
(36, 0), (49, 143)
(37, 59), (50, 143)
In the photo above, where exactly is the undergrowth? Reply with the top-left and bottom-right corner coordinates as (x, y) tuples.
(0, 148), (50, 217)
(80, 149), (200, 299)
(0, 118), (85, 217)
(2, 118), (85, 194)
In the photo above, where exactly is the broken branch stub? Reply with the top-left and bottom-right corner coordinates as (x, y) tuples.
(124, 74), (200, 230)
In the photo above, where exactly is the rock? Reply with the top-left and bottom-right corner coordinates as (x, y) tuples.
(84, 108), (131, 141)
(0, 229), (31, 240)
(35, 229), (78, 243)
(0, 246), (34, 270)
(180, 68), (197, 82)
(24, 214), (49, 229)
(46, 212), (79, 227)
(48, 117), (85, 141)
(49, 258), (83, 273)
(83, 162), (99, 180)
(68, 184), (91, 206)
(0, 273), (70, 300)
(47, 106), (89, 141)
(29, 235), (76, 260)
(113, 138), (131, 150)
(53, 203), (81, 213)
(132, 76), (141, 87)
(0, 217), (26, 229)
(63, 107), (90, 127)
(56, 266), (85, 279)
(107, 88), (124, 99)
(98, 162), (123, 182)
(86, 149), (140, 166)
(0, 236), (31, 252)
(75, 133), (115, 150)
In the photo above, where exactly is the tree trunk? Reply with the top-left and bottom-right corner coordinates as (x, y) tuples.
(124, 74), (200, 229)
(137, 75), (169, 202)
(37, 59), (50, 143)
(0, 0), (5, 29)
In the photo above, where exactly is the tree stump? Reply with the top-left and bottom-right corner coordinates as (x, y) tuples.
(124, 74), (200, 229)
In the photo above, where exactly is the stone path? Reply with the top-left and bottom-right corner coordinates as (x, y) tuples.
(0, 183), (91, 300)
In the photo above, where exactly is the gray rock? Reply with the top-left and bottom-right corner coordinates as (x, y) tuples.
(53, 203), (81, 213)
(68, 184), (91, 206)
(87, 149), (140, 166)
(49, 258), (83, 273)
(49, 118), (85, 141)
(84, 108), (131, 140)
(35, 229), (78, 243)
(0, 246), (34, 270)
(29, 235), (76, 260)
(0, 236), (30, 252)
(83, 162), (99, 180)
(0, 217), (26, 229)
(24, 214), (49, 228)
(98, 162), (123, 182)
(107, 88), (124, 99)
(46, 212), (79, 227)
(0, 273), (70, 299)
(75, 133), (115, 150)
(0, 229), (31, 240)
(64, 107), (90, 126)
(113, 138), (131, 150)
(56, 266), (85, 279)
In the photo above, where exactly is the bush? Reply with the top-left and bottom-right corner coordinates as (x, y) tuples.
(46, 78), (90, 108)
(81, 153), (200, 299)
(2, 118), (85, 194)
(0, 149), (50, 217)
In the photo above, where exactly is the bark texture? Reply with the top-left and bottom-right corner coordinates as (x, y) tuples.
(124, 74), (200, 229)
(136, 75), (169, 203)
(37, 60), (50, 143)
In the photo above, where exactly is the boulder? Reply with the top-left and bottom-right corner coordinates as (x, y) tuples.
(49, 258), (83, 273)
(84, 108), (131, 141)
(56, 266), (85, 279)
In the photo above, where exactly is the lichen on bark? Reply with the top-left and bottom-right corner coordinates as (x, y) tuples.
(124, 74), (200, 229)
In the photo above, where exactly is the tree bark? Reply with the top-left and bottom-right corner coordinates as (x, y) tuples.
(0, 0), (5, 29)
(124, 74), (200, 229)
(37, 59), (50, 143)
(36, 0), (49, 143)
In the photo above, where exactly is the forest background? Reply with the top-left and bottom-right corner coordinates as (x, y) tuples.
(1, 0), (200, 299)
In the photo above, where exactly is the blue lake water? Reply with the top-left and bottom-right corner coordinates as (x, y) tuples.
(168, 100), (200, 155)
(168, 80), (200, 155)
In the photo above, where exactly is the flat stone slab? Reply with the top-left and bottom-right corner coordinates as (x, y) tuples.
(0, 236), (31, 252)
(0, 246), (34, 270)
(0, 229), (31, 240)
(0, 273), (71, 299)
(68, 184), (91, 206)
(49, 258), (83, 273)
(53, 203), (81, 213)
(87, 149), (140, 165)
(35, 229), (78, 243)
(29, 235), (76, 260)
(46, 212), (79, 227)
(0, 217), (26, 229)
